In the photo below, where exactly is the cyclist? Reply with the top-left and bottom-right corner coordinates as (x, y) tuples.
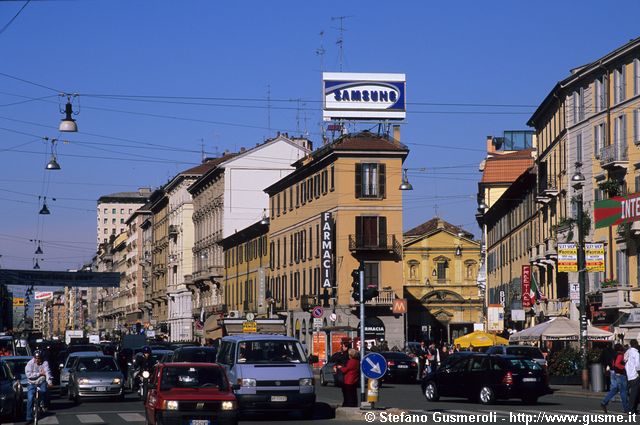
(25, 350), (53, 424)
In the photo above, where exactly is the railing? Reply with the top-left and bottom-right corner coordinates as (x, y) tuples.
(348, 234), (402, 257)
(600, 144), (628, 166)
(368, 288), (395, 306)
(168, 225), (179, 236)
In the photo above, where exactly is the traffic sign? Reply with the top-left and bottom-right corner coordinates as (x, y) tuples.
(313, 318), (323, 329)
(312, 306), (324, 318)
(246, 312), (255, 321)
(329, 313), (337, 322)
(362, 352), (387, 380)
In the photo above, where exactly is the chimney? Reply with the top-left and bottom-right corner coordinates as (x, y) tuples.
(392, 125), (401, 146)
(138, 187), (152, 195)
(486, 136), (496, 155)
(240, 147), (246, 153)
(437, 218), (445, 229)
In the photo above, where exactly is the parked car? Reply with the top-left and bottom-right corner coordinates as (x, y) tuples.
(60, 351), (103, 395)
(172, 347), (218, 363)
(67, 354), (124, 402)
(0, 359), (23, 421)
(485, 345), (547, 368)
(0, 355), (31, 396)
(421, 353), (552, 405)
(380, 351), (419, 383)
(0, 335), (16, 355)
(217, 334), (317, 416)
(144, 362), (237, 425)
(169, 341), (201, 351)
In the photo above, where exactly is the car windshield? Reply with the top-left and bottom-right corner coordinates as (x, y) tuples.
(160, 366), (226, 390)
(76, 357), (118, 372)
(237, 340), (305, 364)
(509, 358), (542, 370)
(152, 352), (169, 363)
(2, 359), (28, 378)
(175, 349), (217, 363)
(505, 347), (544, 359)
(0, 339), (13, 354)
(69, 345), (101, 354)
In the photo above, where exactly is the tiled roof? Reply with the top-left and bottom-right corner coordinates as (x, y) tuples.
(404, 217), (473, 238)
(481, 149), (534, 184)
(180, 153), (238, 175)
(331, 131), (407, 151)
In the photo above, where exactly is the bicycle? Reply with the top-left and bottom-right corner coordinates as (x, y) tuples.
(29, 382), (46, 425)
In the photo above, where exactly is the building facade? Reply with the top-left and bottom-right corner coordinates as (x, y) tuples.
(264, 131), (409, 349)
(96, 188), (151, 247)
(403, 218), (482, 342)
(149, 189), (169, 336)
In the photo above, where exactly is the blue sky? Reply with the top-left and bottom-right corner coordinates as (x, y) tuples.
(1, 0), (640, 276)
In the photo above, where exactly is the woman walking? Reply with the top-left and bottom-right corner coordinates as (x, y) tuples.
(336, 348), (360, 407)
(601, 343), (629, 413)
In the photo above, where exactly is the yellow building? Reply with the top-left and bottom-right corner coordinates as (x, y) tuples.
(149, 188), (169, 335)
(403, 218), (482, 342)
(221, 221), (269, 316)
(263, 130), (409, 349)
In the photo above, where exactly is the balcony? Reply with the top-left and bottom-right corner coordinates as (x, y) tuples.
(348, 234), (402, 257)
(368, 288), (395, 306)
(168, 225), (179, 237)
(544, 238), (557, 260)
(600, 144), (628, 170)
(601, 284), (634, 309)
(542, 178), (559, 197)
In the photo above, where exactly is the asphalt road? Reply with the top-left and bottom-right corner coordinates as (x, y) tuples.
(2, 383), (618, 425)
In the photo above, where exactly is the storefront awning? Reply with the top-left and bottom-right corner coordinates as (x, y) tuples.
(624, 328), (640, 343)
(204, 315), (223, 340)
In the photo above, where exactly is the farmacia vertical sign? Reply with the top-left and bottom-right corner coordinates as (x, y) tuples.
(321, 211), (334, 289)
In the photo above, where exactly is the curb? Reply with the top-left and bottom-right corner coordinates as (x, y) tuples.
(553, 389), (603, 399)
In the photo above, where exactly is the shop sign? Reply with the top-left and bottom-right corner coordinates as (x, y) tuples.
(242, 321), (257, 333)
(521, 265), (532, 308)
(558, 243), (578, 272)
(585, 243), (605, 272)
(487, 305), (504, 332)
(357, 316), (385, 340)
(321, 211), (334, 288)
(595, 192), (640, 228)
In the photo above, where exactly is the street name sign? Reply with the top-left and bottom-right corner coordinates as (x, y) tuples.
(362, 352), (387, 380)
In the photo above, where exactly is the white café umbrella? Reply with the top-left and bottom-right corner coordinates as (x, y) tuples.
(509, 316), (613, 343)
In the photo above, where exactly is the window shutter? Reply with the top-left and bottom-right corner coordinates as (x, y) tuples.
(378, 164), (386, 198)
(355, 163), (362, 198)
(356, 216), (363, 247)
(378, 216), (387, 248)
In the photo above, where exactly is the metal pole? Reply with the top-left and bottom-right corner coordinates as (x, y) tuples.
(484, 223), (489, 331)
(359, 263), (365, 404)
(577, 193), (588, 389)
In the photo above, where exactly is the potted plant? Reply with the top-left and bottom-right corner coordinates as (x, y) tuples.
(598, 179), (623, 197)
(548, 347), (582, 385)
(601, 278), (619, 288)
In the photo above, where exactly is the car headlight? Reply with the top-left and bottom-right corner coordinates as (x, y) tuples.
(163, 400), (179, 410)
(112, 378), (122, 385)
(78, 378), (90, 385)
(299, 378), (314, 386)
(239, 378), (256, 387)
(221, 401), (236, 410)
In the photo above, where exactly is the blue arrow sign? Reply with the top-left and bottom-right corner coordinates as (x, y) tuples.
(361, 352), (387, 380)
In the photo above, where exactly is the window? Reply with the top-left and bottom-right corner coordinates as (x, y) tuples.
(594, 123), (606, 158)
(270, 197), (274, 219)
(614, 114), (627, 149)
(283, 238), (287, 266)
(437, 261), (447, 282)
(289, 187), (293, 211)
(635, 109), (640, 145)
(104, 208), (108, 214)
(309, 226), (313, 259)
(576, 133), (582, 163)
(635, 59), (640, 96)
(307, 179), (312, 202)
(614, 65), (626, 104)
(314, 175), (320, 198)
(276, 240), (280, 268)
(112, 208), (116, 214)
(616, 250), (629, 286)
(355, 163), (386, 199)
(120, 208), (124, 214)
(364, 262), (379, 289)
(129, 209), (132, 214)
(120, 218), (125, 224)
(289, 234), (293, 265)
(282, 190), (286, 215)
(103, 218), (107, 224)
(316, 224), (320, 258)
(330, 165), (335, 191)
(277, 193), (281, 216)
(321, 170), (328, 194)
(296, 184), (300, 207)
(104, 229), (108, 235)
(578, 87), (585, 121)
(355, 216), (387, 248)
(112, 218), (116, 224)
(595, 76), (607, 113)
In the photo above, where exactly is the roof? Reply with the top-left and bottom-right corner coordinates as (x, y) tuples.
(165, 156), (235, 192)
(98, 188), (152, 203)
(266, 131), (408, 195)
(404, 217), (474, 238)
(480, 149), (535, 184)
(220, 220), (268, 250)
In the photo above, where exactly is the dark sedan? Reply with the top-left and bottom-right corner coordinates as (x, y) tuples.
(380, 351), (419, 383)
(0, 360), (23, 421)
(421, 353), (551, 405)
(172, 346), (217, 363)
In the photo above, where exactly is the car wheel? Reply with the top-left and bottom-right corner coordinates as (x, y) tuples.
(522, 396), (538, 405)
(478, 386), (495, 405)
(424, 382), (439, 401)
(320, 373), (327, 386)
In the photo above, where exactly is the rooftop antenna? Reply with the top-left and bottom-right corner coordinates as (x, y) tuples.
(316, 30), (327, 142)
(331, 15), (353, 71)
(200, 138), (205, 163)
(267, 84), (272, 138)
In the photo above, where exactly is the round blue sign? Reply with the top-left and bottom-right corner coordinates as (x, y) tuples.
(362, 352), (387, 380)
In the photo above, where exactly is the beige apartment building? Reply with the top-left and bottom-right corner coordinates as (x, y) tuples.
(96, 188), (150, 247)
(149, 188), (169, 335)
(264, 130), (409, 349)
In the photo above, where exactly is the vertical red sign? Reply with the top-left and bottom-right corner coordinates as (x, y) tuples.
(522, 265), (532, 308)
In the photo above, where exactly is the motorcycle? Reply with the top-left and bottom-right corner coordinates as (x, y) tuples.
(138, 370), (150, 401)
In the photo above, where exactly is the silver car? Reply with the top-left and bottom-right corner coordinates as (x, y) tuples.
(67, 354), (124, 402)
(60, 351), (100, 395)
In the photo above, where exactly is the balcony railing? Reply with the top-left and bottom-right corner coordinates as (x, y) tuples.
(348, 234), (402, 257)
(168, 225), (179, 237)
(600, 144), (628, 168)
(368, 288), (395, 306)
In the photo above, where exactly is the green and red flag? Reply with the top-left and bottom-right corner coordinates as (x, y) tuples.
(594, 192), (640, 228)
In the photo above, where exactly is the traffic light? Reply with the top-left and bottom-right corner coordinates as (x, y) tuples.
(351, 268), (360, 302)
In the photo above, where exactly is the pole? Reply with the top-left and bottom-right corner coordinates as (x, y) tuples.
(359, 262), (365, 404)
(577, 193), (588, 389)
(484, 223), (489, 331)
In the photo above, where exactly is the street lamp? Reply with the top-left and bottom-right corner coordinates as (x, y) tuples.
(571, 161), (588, 390)
(399, 168), (413, 191)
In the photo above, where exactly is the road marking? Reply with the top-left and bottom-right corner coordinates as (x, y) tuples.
(119, 413), (146, 422)
(39, 417), (59, 424)
(77, 414), (105, 423)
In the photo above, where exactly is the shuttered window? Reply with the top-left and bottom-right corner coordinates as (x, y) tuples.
(355, 163), (386, 199)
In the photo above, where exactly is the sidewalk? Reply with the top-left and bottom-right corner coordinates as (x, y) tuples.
(552, 384), (605, 399)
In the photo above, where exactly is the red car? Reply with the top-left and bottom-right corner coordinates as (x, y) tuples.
(144, 363), (238, 425)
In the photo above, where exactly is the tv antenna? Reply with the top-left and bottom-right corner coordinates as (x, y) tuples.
(267, 84), (272, 137)
(331, 15), (353, 71)
(316, 30), (326, 72)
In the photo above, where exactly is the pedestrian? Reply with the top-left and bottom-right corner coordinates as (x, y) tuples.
(440, 344), (450, 364)
(601, 343), (616, 392)
(625, 339), (640, 414)
(601, 343), (629, 413)
(336, 348), (360, 407)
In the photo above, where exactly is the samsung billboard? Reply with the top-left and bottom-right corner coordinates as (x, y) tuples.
(323, 72), (406, 121)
